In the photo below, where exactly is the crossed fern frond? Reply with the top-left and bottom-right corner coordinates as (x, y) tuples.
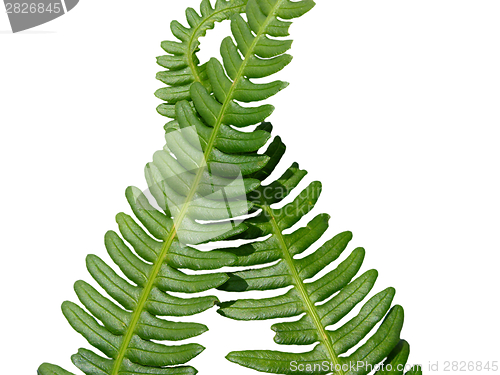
(38, 1), (423, 374)
(216, 140), (421, 374)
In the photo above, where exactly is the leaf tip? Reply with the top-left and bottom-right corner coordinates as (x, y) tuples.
(85, 253), (99, 266)
(364, 268), (379, 282)
(73, 279), (86, 293)
(225, 351), (240, 363)
(115, 212), (127, 224)
(386, 286), (396, 297)
(60, 300), (75, 317)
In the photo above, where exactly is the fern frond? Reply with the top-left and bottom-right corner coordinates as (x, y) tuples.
(206, 2), (422, 372)
(38, 1), (423, 374)
(217, 162), (414, 374)
(155, 0), (248, 118)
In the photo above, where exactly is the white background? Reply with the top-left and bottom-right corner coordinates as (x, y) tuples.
(1, 1), (499, 374)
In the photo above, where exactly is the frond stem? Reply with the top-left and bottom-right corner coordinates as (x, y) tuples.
(262, 205), (345, 375)
(112, 2), (283, 372)
(111, 1), (274, 372)
(187, 2), (246, 83)
(111, 229), (178, 375)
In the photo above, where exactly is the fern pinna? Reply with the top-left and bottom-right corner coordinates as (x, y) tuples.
(39, 0), (309, 374)
(38, 0), (422, 374)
